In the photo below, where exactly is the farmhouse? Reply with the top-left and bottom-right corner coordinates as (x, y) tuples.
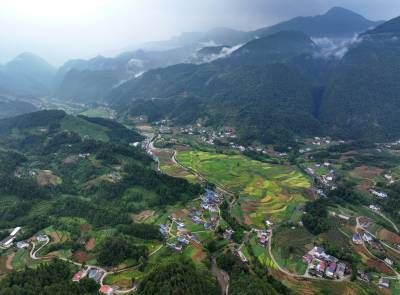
(16, 240), (30, 249)
(362, 232), (373, 243)
(99, 285), (113, 295)
(236, 250), (248, 263)
(72, 269), (86, 282)
(36, 234), (49, 243)
(369, 205), (380, 212)
(370, 189), (388, 199)
(352, 233), (363, 245)
(0, 236), (15, 249)
(0, 226), (22, 248)
(378, 277), (390, 289)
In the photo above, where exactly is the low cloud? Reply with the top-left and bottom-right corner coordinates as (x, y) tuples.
(312, 35), (362, 59)
(197, 43), (244, 63)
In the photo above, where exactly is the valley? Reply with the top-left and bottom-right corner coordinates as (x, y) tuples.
(1, 4), (400, 295)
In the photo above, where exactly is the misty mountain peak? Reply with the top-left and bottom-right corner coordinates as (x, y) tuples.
(324, 6), (364, 18)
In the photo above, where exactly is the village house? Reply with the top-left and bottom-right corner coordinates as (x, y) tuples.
(378, 277), (390, 289)
(36, 234), (49, 243)
(362, 232), (373, 243)
(0, 227), (22, 249)
(352, 233), (363, 245)
(16, 240), (30, 249)
(235, 250), (248, 263)
(99, 285), (114, 295)
(369, 205), (381, 212)
(370, 189), (388, 199)
(72, 269), (86, 282)
(223, 229), (234, 240)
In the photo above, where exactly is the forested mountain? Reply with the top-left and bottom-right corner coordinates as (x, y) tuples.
(54, 7), (379, 106)
(54, 47), (198, 102)
(109, 31), (327, 144)
(320, 16), (400, 141)
(108, 15), (400, 144)
(0, 53), (56, 97)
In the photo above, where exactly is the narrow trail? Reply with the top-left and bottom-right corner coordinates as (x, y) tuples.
(211, 256), (229, 295)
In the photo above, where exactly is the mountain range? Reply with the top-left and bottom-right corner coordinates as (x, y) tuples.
(2, 7), (399, 145)
(108, 15), (400, 144)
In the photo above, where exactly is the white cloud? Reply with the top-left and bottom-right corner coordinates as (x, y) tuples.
(312, 35), (362, 59)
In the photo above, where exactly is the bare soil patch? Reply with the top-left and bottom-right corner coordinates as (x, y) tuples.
(133, 210), (155, 223)
(378, 229), (400, 244)
(49, 232), (61, 243)
(63, 155), (79, 164)
(352, 166), (383, 180)
(85, 238), (95, 251)
(5, 252), (15, 270)
(73, 251), (95, 263)
(80, 223), (91, 233)
(36, 170), (62, 186)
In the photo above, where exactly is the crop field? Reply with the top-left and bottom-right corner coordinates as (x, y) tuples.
(272, 226), (314, 275)
(177, 151), (311, 224)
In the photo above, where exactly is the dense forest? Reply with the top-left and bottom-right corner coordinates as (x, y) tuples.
(0, 260), (99, 295)
(137, 258), (220, 295)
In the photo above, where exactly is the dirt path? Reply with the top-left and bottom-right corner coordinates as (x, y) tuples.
(5, 252), (15, 270)
(211, 256), (229, 295)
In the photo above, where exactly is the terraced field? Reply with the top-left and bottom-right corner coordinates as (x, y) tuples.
(177, 151), (311, 225)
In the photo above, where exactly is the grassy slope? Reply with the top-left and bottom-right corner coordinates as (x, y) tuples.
(60, 116), (109, 141)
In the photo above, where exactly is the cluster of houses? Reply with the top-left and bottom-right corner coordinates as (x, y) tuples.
(201, 190), (222, 213)
(311, 137), (331, 146)
(304, 162), (337, 190)
(303, 246), (347, 279)
(72, 267), (112, 294)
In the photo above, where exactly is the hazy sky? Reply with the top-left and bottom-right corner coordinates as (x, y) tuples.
(1, 0), (399, 66)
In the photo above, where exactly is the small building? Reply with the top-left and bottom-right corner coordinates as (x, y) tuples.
(303, 254), (313, 264)
(362, 232), (373, 243)
(99, 285), (113, 295)
(88, 268), (98, 279)
(177, 237), (190, 245)
(369, 205), (381, 212)
(352, 233), (363, 245)
(0, 236), (15, 248)
(378, 277), (390, 289)
(326, 262), (337, 278)
(265, 220), (273, 227)
(16, 240), (30, 249)
(10, 227), (21, 237)
(236, 250), (248, 263)
(316, 261), (327, 275)
(36, 234), (49, 243)
(335, 263), (346, 278)
(72, 269), (85, 282)
(370, 189), (388, 199)
(384, 258), (393, 266)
